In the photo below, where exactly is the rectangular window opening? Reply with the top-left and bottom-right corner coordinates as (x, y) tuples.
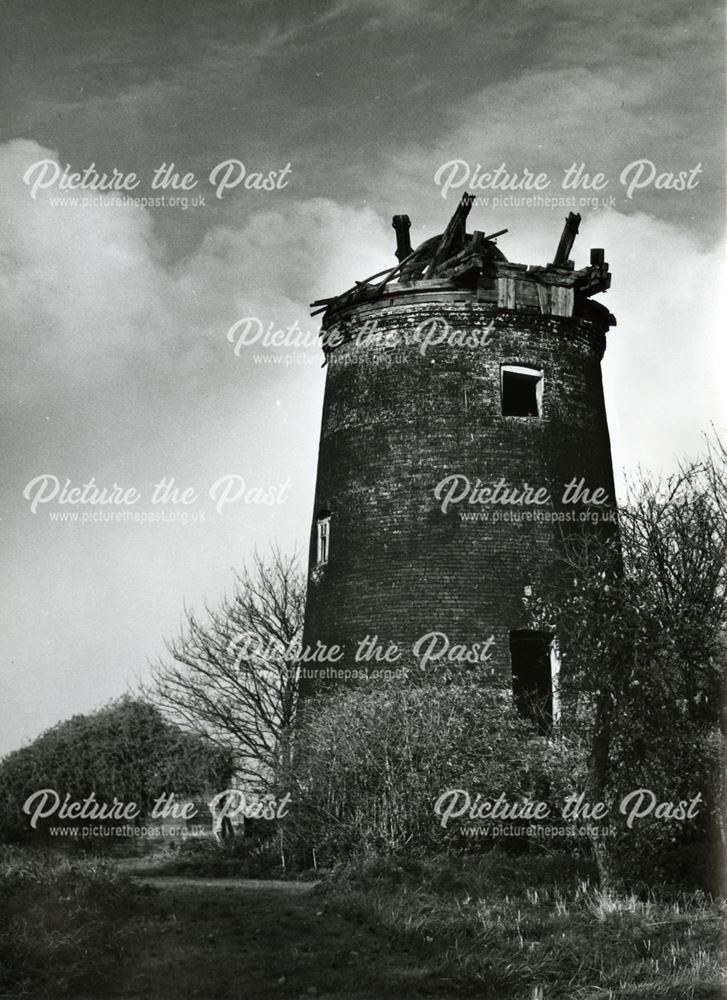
(501, 365), (543, 417)
(316, 515), (330, 566)
(509, 629), (555, 733)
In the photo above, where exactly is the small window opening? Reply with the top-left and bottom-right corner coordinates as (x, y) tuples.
(316, 514), (331, 566)
(510, 629), (555, 732)
(501, 365), (543, 417)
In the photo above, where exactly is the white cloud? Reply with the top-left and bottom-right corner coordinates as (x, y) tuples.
(0, 137), (393, 755)
(0, 139), (391, 402)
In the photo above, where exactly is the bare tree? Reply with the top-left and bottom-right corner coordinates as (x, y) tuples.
(147, 547), (305, 789)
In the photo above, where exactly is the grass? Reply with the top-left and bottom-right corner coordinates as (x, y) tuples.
(321, 851), (727, 999)
(0, 845), (137, 998)
(102, 878), (442, 999)
(1, 842), (723, 999)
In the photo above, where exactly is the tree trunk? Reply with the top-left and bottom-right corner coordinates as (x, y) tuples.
(588, 688), (617, 889)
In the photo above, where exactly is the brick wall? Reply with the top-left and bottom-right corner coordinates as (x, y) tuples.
(301, 290), (616, 693)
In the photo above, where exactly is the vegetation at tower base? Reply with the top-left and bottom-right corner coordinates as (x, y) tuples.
(0, 697), (232, 842)
(523, 434), (727, 892)
(284, 666), (559, 866)
(148, 547), (304, 789)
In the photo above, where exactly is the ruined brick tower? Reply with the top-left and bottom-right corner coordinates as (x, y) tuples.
(301, 195), (616, 717)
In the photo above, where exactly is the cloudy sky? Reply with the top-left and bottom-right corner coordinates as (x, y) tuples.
(1, 0), (724, 755)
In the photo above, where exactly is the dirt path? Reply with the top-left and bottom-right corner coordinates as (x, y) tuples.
(95, 875), (464, 1000)
(131, 875), (318, 893)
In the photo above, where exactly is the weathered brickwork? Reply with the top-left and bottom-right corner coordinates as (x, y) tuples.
(301, 264), (616, 692)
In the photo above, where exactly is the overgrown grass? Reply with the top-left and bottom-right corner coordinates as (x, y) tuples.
(321, 851), (727, 999)
(0, 845), (137, 998)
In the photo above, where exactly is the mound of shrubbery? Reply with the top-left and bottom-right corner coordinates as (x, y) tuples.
(285, 667), (561, 864)
(285, 659), (723, 893)
(0, 697), (233, 842)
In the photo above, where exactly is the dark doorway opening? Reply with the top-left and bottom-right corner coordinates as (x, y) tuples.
(509, 630), (554, 732)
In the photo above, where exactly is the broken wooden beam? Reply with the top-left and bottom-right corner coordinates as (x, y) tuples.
(552, 212), (581, 267)
(424, 192), (475, 277)
(392, 214), (412, 261)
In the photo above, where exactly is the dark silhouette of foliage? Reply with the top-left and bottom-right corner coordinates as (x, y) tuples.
(0, 696), (233, 840)
(525, 434), (727, 888)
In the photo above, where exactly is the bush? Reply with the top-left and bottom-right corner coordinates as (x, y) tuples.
(286, 667), (561, 865)
(0, 697), (233, 842)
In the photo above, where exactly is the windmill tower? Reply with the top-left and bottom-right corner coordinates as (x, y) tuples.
(301, 195), (616, 724)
